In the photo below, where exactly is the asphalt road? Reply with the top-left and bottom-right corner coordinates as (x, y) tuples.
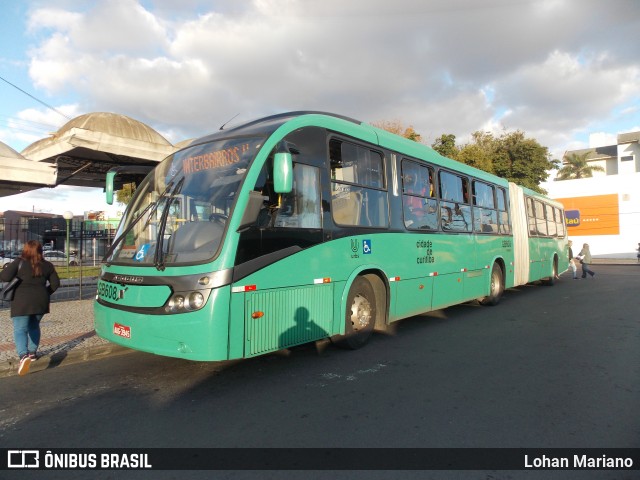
(1, 265), (638, 480)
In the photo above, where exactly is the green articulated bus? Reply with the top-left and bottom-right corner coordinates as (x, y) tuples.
(95, 111), (567, 360)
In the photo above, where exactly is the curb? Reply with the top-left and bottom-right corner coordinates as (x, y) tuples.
(0, 343), (133, 378)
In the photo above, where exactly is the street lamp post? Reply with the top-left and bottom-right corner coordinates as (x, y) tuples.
(63, 211), (73, 275)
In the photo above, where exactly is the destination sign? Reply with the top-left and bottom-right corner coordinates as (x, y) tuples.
(182, 143), (249, 174)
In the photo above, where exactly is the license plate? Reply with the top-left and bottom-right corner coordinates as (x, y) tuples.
(113, 323), (131, 339)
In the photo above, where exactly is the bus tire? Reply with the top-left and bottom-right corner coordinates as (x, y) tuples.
(543, 257), (558, 286)
(480, 263), (504, 306)
(335, 276), (376, 349)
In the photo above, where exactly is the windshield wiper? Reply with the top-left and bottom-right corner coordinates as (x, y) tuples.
(103, 180), (175, 265)
(154, 177), (184, 271)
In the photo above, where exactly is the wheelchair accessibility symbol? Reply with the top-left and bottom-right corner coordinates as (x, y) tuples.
(135, 244), (151, 262)
(363, 239), (372, 254)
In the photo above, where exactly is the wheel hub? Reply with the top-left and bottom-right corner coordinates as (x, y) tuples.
(350, 294), (372, 331)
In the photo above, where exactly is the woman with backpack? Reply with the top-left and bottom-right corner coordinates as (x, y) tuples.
(0, 240), (60, 375)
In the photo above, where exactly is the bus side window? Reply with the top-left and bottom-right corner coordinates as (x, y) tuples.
(330, 138), (388, 228)
(402, 160), (437, 230)
(472, 181), (497, 233)
(527, 197), (537, 236)
(462, 178), (470, 204)
(555, 207), (566, 237)
(496, 187), (510, 234)
(438, 171), (470, 231)
(546, 204), (557, 237)
(438, 171), (465, 203)
(535, 200), (547, 236)
(274, 164), (321, 228)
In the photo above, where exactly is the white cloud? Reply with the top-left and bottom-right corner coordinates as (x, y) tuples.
(27, 7), (82, 33)
(491, 49), (640, 154)
(2, 0), (639, 217)
(0, 104), (79, 151)
(28, 1), (166, 55)
(16, 0), (640, 156)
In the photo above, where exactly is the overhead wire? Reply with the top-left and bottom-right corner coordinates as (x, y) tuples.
(0, 74), (71, 121)
(0, 114), (61, 136)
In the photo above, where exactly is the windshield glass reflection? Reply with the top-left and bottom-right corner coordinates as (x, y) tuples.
(106, 136), (264, 267)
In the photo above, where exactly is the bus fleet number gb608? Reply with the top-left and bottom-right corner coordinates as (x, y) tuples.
(98, 282), (119, 301)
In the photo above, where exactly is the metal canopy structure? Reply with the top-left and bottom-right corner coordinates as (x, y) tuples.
(1, 112), (178, 197)
(0, 141), (57, 197)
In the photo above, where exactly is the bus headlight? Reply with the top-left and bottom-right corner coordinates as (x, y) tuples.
(165, 291), (209, 313)
(187, 291), (205, 310)
(165, 295), (184, 313)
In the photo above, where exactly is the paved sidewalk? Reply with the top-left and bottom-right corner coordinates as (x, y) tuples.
(0, 299), (130, 377)
(1, 258), (637, 377)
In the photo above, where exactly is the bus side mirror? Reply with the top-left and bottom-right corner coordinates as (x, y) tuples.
(105, 170), (116, 205)
(104, 165), (153, 206)
(274, 152), (293, 193)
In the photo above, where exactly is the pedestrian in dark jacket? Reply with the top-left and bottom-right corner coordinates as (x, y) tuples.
(0, 240), (60, 375)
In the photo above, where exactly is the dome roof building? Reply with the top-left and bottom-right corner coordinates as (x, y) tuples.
(21, 112), (176, 189)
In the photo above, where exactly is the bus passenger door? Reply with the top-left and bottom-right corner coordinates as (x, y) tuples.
(234, 156), (331, 357)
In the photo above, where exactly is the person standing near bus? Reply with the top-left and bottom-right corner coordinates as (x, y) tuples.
(567, 240), (577, 279)
(577, 243), (595, 279)
(0, 240), (60, 376)
(636, 242), (640, 262)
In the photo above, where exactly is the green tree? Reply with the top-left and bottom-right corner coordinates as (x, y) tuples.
(403, 127), (422, 142)
(431, 134), (459, 158)
(372, 120), (422, 142)
(457, 143), (494, 173)
(491, 130), (558, 193)
(115, 182), (136, 205)
(433, 129), (559, 193)
(555, 152), (605, 180)
(377, 119), (558, 193)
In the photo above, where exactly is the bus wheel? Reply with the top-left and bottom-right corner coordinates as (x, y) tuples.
(480, 263), (504, 306)
(543, 259), (558, 286)
(336, 276), (376, 349)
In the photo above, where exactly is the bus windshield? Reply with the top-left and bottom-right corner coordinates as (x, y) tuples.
(105, 136), (265, 267)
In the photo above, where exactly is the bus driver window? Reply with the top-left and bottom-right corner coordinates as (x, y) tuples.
(274, 164), (321, 228)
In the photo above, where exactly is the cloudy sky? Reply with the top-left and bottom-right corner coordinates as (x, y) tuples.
(1, 0), (639, 215)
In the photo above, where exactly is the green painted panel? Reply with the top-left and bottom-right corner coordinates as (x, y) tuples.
(245, 284), (333, 357)
(464, 269), (488, 299)
(394, 277), (433, 321)
(431, 273), (464, 310)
